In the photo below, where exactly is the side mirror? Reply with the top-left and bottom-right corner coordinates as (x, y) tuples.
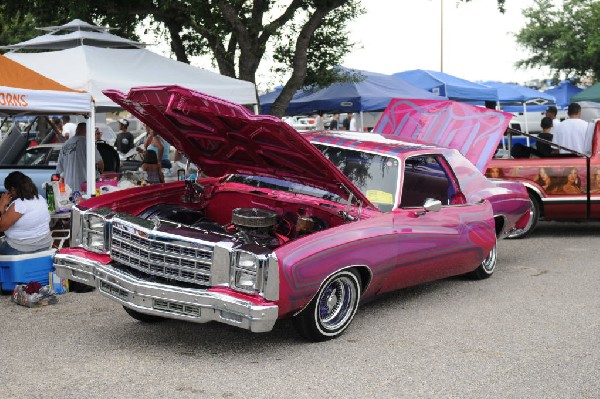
(423, 198), (442, 212)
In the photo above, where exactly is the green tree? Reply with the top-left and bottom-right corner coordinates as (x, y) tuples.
(516, 0), (600, 81)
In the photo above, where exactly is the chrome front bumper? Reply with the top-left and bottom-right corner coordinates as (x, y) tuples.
(54, 254), (278, 333)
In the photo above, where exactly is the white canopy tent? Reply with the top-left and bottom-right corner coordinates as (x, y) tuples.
(0, 18), (146, 51)
(5, 20), (257, 195)
(6, 46), (258, 110)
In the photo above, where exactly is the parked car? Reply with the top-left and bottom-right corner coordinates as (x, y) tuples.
(0, 142), (120, 196)
(487, 120), (600, 238)
(283, 115), (317, 131)
(53, 86), (530, 341)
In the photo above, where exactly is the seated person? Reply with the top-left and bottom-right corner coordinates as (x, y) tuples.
(535, 117), (554, 157)
(0, 172), (52, 255)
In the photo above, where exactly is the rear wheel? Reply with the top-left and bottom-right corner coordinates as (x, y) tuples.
(508, 192), (540, 239)
(469, 243), (497, 280)
(123, 306), (165, 323)
(293, 269), (361, 342)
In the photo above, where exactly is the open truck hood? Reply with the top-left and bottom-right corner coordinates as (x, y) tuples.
(104, 85), (374, 208)
(374, 99), (512, 172)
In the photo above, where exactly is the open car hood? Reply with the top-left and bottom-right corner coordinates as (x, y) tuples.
(104, 86), (374, 208)
(374, 99), (512, 172)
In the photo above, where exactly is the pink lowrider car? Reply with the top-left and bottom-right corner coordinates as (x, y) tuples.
(53, 87), (530, 341)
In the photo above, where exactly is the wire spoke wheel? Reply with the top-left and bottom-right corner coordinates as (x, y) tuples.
(293, 269), (361, 341)
(469, 243), (497, 280)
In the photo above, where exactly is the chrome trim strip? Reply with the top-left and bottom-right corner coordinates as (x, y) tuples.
(70, 206), (83, 247)
(263, 254), (279, 301)
(542, 196), (588, 203)
(53, 253), (278, 333)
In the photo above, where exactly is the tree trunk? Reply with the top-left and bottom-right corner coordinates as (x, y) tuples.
(270, 1), (346, 117)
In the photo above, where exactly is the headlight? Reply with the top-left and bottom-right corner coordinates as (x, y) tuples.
(238, 252), (258, 270)
(81, 208), (114, 254)
(87, 215), (105, 230)
(230, 251), (262, 294)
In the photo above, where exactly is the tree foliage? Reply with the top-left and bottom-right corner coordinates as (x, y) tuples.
(516, 0), (600, 82)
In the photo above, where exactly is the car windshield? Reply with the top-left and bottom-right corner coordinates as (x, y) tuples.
(16, 147), (50, 166)
(226, 175), (344, 203)
(314, 144), (399, 212)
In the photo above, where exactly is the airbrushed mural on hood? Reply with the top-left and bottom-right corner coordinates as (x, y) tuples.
(374, 99), (512, 172)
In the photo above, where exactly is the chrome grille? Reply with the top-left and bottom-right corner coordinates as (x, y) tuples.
(110, 222), (214, 286)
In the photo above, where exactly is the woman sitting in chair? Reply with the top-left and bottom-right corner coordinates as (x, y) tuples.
(0, 172), (52, 255)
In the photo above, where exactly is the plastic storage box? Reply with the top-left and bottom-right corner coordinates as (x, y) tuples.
(0, 249), (56, 291)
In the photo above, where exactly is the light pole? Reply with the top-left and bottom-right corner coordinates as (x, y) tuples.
(440, 0), (444, 72)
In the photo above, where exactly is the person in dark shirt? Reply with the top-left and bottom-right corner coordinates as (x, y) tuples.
(114, 118), (134, 155)
(329, 113), (340, 130)
(342, 113), (353, 130)
(536, 116), (554, 156)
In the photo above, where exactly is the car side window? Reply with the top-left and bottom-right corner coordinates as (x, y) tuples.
(400, 155), (455, 208)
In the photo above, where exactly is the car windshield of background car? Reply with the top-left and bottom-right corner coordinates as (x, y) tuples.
(16, 147), (51, 166)
(314, 144), (399, 212)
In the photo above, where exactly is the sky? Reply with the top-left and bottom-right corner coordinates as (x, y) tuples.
(144, 0), (549, 91)
(342, 0), (545, 83)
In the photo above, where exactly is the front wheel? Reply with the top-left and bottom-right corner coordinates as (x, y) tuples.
(123, 306), (165, 323)
(293, 269), (361, 342)
(469, 243), (497, 280)
(508, 192), (540, 239)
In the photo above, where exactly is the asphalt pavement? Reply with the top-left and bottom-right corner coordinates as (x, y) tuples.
(0, 221), (598, 398)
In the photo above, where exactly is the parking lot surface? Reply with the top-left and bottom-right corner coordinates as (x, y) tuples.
(1, 221), (598, 398)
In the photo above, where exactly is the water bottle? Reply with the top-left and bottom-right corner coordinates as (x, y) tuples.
(46, 185), (56, 213)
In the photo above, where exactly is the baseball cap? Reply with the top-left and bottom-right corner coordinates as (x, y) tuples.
(118, 118), (129, 127)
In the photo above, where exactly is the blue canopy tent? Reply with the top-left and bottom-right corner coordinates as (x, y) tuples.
(259, 68), (445, 130)
(481, 81), (556, 105)
(482, 81), (557, 146)
(392, 69), (498, 102)
(544, 80), (583, 109)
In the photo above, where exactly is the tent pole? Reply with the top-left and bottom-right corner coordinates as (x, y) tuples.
(498, 101), (507, 151)
(523, 102), (530, 146)
(86, 100), (96, 197)
(360, 111), (364, 132)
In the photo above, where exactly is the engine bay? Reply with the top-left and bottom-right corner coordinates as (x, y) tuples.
(134, 183), (347, 249)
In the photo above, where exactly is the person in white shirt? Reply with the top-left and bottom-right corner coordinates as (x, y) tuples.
(314, 113), (325, 131)
(62, 115), (78, 139)
(0, 171), (52, 254)
(552, 103), (591, 154)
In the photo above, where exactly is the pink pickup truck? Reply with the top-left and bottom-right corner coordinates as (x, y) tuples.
(487, 121), (600, 238)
